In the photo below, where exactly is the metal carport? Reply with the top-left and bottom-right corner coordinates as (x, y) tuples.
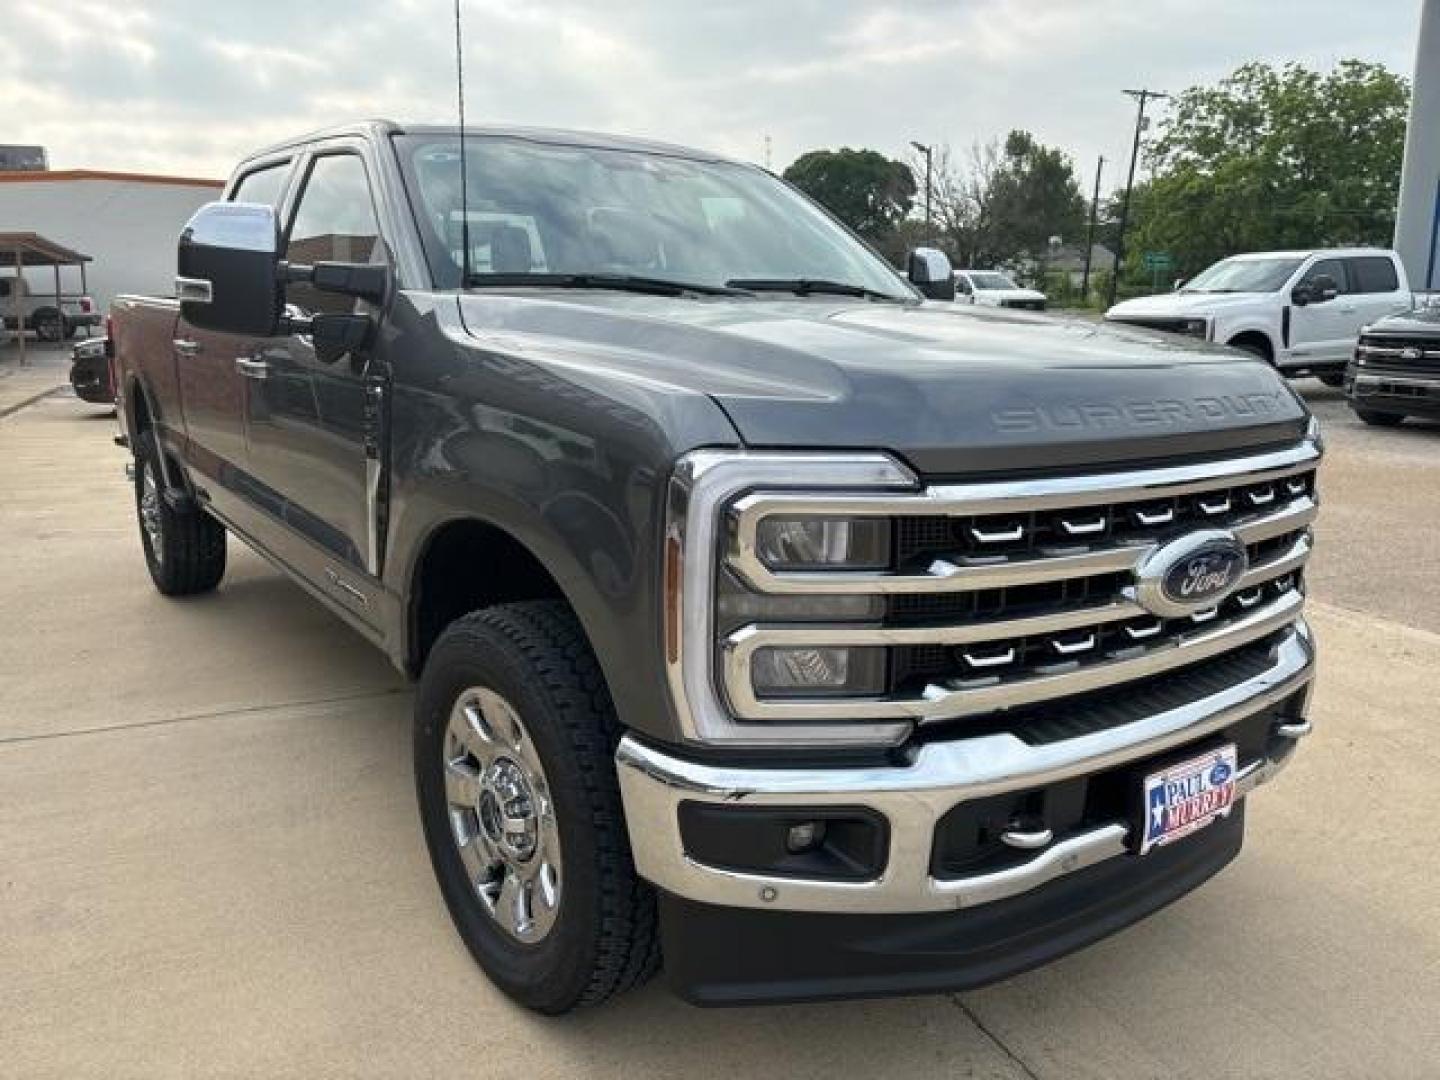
(0, 232), (92, 366)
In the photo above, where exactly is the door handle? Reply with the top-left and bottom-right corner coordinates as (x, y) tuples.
(234, 356), (271, 380)
(173, 338), (201, 357)
(1339, 306), (1357, 314)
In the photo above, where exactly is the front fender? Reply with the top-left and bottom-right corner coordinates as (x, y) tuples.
(382, 299), (741, 745)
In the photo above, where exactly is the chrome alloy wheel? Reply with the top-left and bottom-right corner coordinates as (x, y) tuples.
(139, 465), (164, 563)
(443, 687), (562, 944)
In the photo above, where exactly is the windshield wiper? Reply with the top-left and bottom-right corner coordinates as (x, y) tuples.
(464, 272), (749, 297)
(725, 277), (905, 301)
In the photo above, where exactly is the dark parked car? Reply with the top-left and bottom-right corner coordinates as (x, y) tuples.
(111, 120), (1321, 1013)
(1346, 307), (1440, 426)
(69, 336), (113, 405)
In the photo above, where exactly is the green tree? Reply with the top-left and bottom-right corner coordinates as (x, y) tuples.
(986, 130), (1087, 270)
(1134, 60), (1409, 278)
(782, 148), (916, 241)
(913, 132), (1084, 270)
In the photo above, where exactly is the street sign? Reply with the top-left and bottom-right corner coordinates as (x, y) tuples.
(1142, 251), (1173, 270)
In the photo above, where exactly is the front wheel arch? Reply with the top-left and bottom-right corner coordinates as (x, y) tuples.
(1226, 331), (1274, 364)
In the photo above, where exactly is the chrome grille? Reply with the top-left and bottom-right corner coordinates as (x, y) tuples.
(1356, 335), (1440, 377)
(721, 439), (1318, 726)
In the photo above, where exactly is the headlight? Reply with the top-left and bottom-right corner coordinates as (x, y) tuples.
(664, 451), (916, 747)
(751, 646), (886, 696)
(753, 516), (890, 569)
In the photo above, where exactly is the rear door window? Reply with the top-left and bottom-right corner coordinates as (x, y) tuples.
(1345, 256), (1400, 294)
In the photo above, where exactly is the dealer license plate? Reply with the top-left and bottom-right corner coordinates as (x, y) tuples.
(1140, 744), (1238, 855)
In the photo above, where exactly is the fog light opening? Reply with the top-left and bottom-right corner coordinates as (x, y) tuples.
(785, 820), (827, 854)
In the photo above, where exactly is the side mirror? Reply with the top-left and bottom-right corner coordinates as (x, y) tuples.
(177, 202), (282, 336)
(1172, 277), (1186, 291)
(907, 247), (956, 301)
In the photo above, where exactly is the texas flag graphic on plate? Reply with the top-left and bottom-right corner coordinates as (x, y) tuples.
(1141, 744), (1238, 855)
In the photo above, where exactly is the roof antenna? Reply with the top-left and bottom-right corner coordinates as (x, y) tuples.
(454, 0), (471, 286)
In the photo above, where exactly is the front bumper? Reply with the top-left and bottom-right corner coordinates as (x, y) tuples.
(1346, 370), (1440, 418)
(619, 623), (1313, 1002)
(617, 623), (1312, 916)
(70, 359), (113, 404)
(658, 803), (1246, 1005)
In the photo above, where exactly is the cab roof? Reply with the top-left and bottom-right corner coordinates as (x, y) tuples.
(245, 119), (742, 167)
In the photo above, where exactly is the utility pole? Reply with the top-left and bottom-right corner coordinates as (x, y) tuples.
(1081, 155), (1104, 303)
(1108, 88), (1169, 308)
(910, 140), (933, 245)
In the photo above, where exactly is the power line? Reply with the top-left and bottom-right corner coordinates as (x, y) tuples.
(1108, 88), (1169, 308)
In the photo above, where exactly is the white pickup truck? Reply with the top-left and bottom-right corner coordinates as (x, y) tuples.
(1105, 248), (1412, 384)
(0, 275), (100, 341)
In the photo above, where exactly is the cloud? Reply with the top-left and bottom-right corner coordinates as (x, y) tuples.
(0, 0), (1418, 184)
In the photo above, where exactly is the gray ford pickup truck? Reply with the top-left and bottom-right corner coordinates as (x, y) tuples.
(111, 120), (1320, 1013)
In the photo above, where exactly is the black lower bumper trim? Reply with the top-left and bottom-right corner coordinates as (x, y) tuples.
(659, 803), (1244, 1006)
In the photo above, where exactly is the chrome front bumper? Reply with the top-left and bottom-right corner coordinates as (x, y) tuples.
(617, 622), (1315, 915)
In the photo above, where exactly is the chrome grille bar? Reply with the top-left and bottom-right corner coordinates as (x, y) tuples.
(725, 588), (1303, 721)
(733, 495), (1315, 596)
(722, 530), (1311, 661)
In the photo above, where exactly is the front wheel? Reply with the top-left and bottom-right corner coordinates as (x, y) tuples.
(415, 601), (658, 1013)
(1354, 408), (1405, 428)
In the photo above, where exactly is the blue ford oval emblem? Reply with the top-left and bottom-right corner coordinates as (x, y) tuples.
(1161, 543), (1246, 605)
(1134, 530), (1248, 618)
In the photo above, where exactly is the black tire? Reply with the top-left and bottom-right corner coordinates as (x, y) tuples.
(415, 601), (658, 1013)
(1354, 407), (1405, 428)
(33, 308), (64, 343)
(1318, 373), (1344, 388)
(133, 430), (226, 595)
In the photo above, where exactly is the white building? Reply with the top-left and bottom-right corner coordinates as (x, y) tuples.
(0, 169), (223, 316)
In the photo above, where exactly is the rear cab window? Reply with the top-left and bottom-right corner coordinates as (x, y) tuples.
(1345, 256), (1400, 294)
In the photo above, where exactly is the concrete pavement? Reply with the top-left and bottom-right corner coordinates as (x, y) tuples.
(2, 379), (1438, 1079)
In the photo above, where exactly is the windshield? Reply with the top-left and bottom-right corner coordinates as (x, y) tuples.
(396, 134), (915, 300)
(1183, 256), (1303, 293)
(969, 272), (1018, 290)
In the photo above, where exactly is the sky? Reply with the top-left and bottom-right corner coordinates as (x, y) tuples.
(2, 0), (1423, 190)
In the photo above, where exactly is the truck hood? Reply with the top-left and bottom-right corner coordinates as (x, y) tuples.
(1107, 292), (1272, 319)
(1361, 308), (1435, 335)
(457, 292), (1308, 475)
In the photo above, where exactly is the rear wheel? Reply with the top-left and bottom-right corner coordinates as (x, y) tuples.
(133, 431), (227, 595)
(415, 601), (658, 1013)
(33, 308), (65, 343)
(1354, 408), (1405, 428)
